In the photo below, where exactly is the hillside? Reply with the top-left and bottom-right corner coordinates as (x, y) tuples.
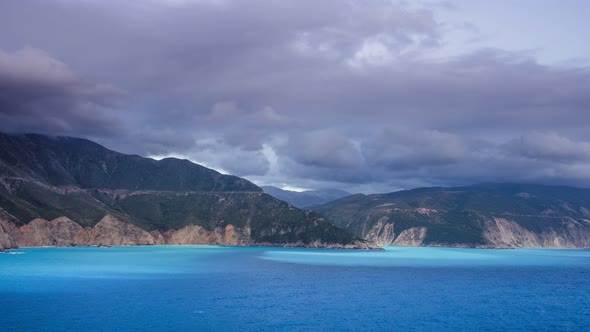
(0, 133), (369, 250)
(313, 183), (590, 248)
(262, 186), (351, 208)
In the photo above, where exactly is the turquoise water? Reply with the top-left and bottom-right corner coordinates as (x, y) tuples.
(1, 246), (589, 331)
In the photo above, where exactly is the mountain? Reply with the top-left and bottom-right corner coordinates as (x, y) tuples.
(0, 133), (372, 251)
(313, 183), (590, 248)
(262, 186), (351, 208)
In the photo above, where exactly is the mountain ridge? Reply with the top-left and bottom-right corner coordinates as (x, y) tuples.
(313, 183), (590, 248)
(0, 132), (372, 250)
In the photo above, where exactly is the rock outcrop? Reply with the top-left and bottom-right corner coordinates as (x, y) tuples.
(0, 223), (14, 251)
(87, 215), (155, 246)
(392, 227), (427, 246)
(313, 183), (590, 248)
(15, 215), (155, 247)
(483, 217), (590, 248)
(11, 215), (250, 247)
(163, 224), (251, 246)
(0, 211), (19, 251)
(2, 213), (375, 249)
(17, 217), (84, 247)
(364, 217), (396, 246)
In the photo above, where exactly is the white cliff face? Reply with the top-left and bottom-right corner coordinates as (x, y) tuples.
(483, 217), (590, 248)
(360, 217), (428, 247)
(392, 227), (427, 246)
(364, 217), (396, 246)
(353, 212), (590, 248)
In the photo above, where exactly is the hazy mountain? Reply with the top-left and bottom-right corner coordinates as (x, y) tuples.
(262, 186), (351, 208)
(0, 133), (371, 250)
(313, 183), (590, 248)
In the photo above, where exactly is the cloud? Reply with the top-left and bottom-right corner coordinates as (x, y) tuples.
(363, 128), (466, 170)
(0, 47), (125, 137)
(2, 1), (590, 192)
(506, 132), (590, 163)
(189, 139), (270, 176)
(206, 101), (243, 123)
(282, 130), (364, 169)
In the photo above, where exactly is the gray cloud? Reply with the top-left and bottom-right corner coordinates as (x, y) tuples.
(2, 0), (590, 192)
(188, 139), (271, 177)
(362, 128), (466, 171)
(282, 130), (364, 169)
(0, 47), (125, 137)
(506, 132), (590, 163)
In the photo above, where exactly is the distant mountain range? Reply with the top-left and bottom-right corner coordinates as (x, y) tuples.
(0, 133), (370, 251)
(313, 183), (590, 248)
(262, 186), (351, 208)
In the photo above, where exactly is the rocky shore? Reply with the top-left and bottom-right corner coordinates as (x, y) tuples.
(0, 212), (378, 251)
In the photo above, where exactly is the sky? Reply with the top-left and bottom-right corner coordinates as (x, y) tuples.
(1, 0), (589, 193)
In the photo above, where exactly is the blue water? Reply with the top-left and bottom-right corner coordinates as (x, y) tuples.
(1, 246), (589, 331)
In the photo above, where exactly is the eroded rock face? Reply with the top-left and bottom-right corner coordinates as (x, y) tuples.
(220, 224), (250, 246)
(15, 215), (155, 247)
(164, 224), (251, 245)
(483, 217), (590, 248)
(360, 220), (427, 247)
(87, 215), (155, 246)
(5, 214), (374, 249)
(0, 223), (13, 251)
(364, 217), (395, 246)
(392, 227), (427, 246)
(150, 231), (166, 245)
(0, 211), (19, 251)
(165, 225), (216, 245)
(18, 217), (84, 247)
(13, 215), (254, 247)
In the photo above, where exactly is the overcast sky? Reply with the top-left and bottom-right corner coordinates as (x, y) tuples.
(1, 0), (590, 193)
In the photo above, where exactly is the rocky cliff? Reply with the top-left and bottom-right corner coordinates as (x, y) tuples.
(314, 183), (590, 248)
(482, 217), (590, 248)
(9, 214), (247, 247)
(0, 132), (369, 250)
(2, 212), (377, 249)
(0, 211), (19, 251)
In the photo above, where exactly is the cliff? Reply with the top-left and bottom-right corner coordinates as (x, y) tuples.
(2, 213), (378, 249)
(313, 183), (590, 248)
(0, 212), (19, 251)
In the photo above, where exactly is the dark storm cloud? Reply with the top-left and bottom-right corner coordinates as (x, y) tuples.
(362, 128), (466, 171)
(506, 132), (590, 163)
(0, 48), (124, 137)
(282, 130), (364, 169)
(2, 0), (590, 192)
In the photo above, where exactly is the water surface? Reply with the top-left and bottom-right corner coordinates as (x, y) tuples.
(1, 246), (589, 331)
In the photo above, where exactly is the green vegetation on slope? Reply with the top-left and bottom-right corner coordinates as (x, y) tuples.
(0, 132), (358, 246)
(314, 183), (590, 246)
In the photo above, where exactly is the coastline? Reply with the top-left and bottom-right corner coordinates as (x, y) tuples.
(5, 243), (589, 252)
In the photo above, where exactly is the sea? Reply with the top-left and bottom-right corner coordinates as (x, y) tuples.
(1, 246), (589, 331)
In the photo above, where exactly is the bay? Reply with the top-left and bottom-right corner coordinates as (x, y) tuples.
(1, 246), (589, 331)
